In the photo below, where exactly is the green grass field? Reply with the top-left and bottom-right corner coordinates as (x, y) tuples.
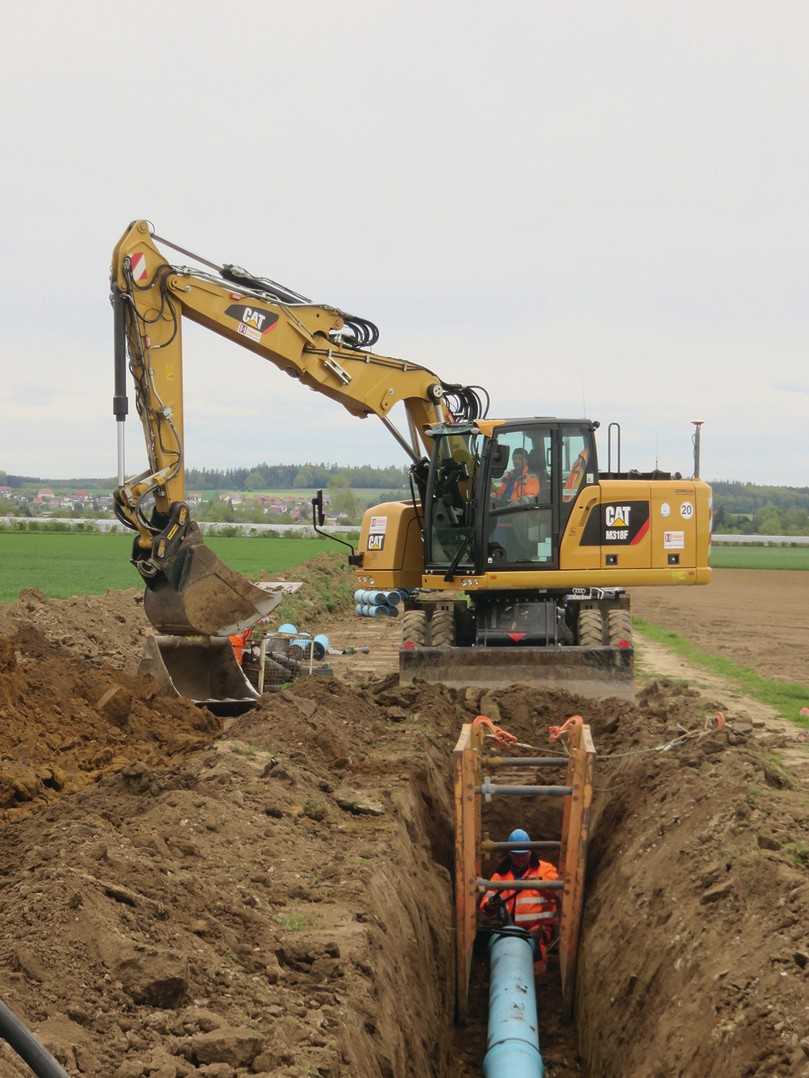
(635, 617), (809, 727)
(0, 533), (335, 602)
(710, 545), (809, 570)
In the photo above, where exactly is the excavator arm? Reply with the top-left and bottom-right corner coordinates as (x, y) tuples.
(110, 220), (465, 638)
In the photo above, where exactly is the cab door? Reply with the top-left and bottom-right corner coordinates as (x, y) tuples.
(557, 424), (601, 571)
(483, 424), (557, 571)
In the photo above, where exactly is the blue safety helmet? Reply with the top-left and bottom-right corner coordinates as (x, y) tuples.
(507, 828), (531, 854)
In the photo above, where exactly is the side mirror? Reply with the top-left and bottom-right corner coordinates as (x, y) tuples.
(490, 444), (509, 479)
(311, 489), (325, 527)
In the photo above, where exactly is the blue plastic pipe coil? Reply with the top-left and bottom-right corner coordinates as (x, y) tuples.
(482, 931), (543, 1078)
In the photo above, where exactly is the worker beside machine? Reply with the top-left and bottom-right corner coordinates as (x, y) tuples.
(479, 827), (559, 971)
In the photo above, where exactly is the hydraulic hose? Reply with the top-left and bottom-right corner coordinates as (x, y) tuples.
(0, 1000), (69, 1078)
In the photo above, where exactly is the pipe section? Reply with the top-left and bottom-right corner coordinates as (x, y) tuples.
(0, 999), (69, 1078)
(478, 878), (564, 892)
(483, 930), (543, 1078)
(480, 780), (572, 800)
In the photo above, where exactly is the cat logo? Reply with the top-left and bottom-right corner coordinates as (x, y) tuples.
(367, 533), (385, 551)
(225, 302), (279, 343)
(604, 504), (631, 541)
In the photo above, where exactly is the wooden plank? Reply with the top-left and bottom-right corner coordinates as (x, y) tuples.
(453, 725), (471, 1022)
(460, 741), (479, 1020)
(557, 724), (577, 900)
(559, 723), (596, 1016)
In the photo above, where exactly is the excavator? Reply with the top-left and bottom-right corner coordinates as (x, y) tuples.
(111, 221), (711, 708)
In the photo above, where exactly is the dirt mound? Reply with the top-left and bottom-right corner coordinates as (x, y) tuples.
(0, 627), (219, 818)
(0, 586), (150, 674)
(577, 684), (809, 1077)
(264, 553), (356, 630)
(0, 673), (464, 1077)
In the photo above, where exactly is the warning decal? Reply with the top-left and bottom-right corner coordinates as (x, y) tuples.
(130, 252), (148, 283)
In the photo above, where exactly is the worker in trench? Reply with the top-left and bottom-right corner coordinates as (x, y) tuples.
(479, 828), (559, 972)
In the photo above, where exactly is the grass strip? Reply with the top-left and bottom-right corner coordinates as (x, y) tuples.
(0, 532), (335, 602)
(710, 546), (809, 571)
(634, 617), (809, 728)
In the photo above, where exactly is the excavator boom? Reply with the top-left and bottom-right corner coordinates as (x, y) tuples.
(111, 221), (452, 643)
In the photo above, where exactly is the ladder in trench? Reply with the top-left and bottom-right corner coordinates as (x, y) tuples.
(453, 716), (596, 1023)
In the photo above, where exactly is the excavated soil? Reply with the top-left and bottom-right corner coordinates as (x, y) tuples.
(630, 568), (809, 687)
(0, 554), (353, 679)
(0, 581), (808, 1076)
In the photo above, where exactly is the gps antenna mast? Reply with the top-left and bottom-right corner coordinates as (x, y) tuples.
(691, 420), (704, 478)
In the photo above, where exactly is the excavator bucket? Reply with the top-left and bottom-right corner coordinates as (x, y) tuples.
(135, 528), (288, 711)
(399, 645), (634, 701)
(143, 527), (282, 637)
(139, 635), (260, 713)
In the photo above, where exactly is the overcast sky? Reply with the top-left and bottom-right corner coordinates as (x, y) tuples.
(2, 2), (807, 485)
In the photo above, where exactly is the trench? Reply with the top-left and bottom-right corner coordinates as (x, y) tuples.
(346, 707), (587, 1078)
(351, 679), (726, 1078)
(2, 611), (782, 1076)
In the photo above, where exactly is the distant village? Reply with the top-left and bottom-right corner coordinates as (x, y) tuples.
(0, 485), (376, 527)
(0, 484), (114, 514)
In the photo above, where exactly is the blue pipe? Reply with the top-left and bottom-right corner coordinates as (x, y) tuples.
(354, 602), (398, 618)
(483, 931), (543, 1078)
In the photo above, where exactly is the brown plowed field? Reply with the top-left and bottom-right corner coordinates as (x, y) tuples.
(631, 568), (809, 686)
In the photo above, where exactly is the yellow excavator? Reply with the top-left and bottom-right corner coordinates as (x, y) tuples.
(111, 221), (711, 708)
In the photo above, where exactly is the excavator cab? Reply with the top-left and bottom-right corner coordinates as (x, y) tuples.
(423, 420), (596, 576)
(400, 420), (635, 698)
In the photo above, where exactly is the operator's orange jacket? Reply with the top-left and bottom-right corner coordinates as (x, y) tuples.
(496, 465), (540, 504)
(479, 859), (559, 940)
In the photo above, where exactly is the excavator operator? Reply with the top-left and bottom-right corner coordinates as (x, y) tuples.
(479, 828), (559, 970)
(495, 448), (540, 505)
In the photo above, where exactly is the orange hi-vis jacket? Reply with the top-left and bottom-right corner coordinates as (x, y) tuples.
(479, 860), (560, 936)
(496, 465), (541, 504)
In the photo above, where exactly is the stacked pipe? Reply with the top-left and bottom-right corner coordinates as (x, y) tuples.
(353, 589), (409, 618)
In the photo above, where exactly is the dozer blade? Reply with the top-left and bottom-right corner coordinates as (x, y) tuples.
(399, 645), (634, 701)
(139, 635), (260, 714)
(143, 528), (283, 636)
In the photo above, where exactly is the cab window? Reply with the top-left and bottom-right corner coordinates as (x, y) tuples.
(487, 426), (553, 566)
(560, 427), (593, 524)
(427, 432), (480, 568)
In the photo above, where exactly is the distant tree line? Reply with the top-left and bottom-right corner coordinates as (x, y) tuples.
(185, 462), (409, 491)
(712, 481), (809, 535)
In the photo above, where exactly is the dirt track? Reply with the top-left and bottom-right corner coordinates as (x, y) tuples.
(1, 572), (808, 1076)
(631, 568), (809, 687)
